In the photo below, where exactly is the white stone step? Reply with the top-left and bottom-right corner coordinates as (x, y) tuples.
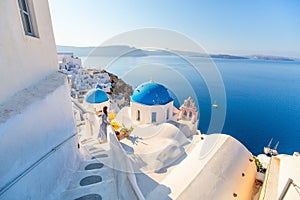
(66, 167), (114, 190)
(60, 178), (117, 200)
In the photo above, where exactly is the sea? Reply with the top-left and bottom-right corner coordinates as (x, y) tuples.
(82, 56), (300, 155)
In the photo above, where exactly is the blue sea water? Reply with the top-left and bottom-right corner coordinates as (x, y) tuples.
(83, 56), (300, 155)
(214, 58), (300, 155)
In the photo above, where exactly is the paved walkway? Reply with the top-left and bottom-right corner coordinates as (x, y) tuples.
(60, 138), (117, 200)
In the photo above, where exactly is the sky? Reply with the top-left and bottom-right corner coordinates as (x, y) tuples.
(48, 0), (300, 58)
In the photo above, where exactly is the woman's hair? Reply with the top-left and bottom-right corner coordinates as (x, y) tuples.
(103, 106), (108, 116)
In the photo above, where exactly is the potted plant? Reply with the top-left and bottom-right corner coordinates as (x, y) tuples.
(120, 124), (134, 138)
(115, 131), (121, 141)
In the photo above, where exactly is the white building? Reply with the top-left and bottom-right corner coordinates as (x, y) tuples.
(0, 0), (79, 199)
(258, 153), (300, 200)
(81, 89), (110, 138)
(115, 81), (197, 138)
(130, 81), (175, 125)
(0, 0), (58, 103)
(94, 72), (112, 93)
(95, 72), (111, 84)
(58, 52), (82, 72)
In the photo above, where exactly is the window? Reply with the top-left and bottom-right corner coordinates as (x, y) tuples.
(184, 110), (187, 117)
(151, 112), (156, 123)
(166, 108), (169, 120)
(137, 110), (140, 121)
(18, 0), (36, 36)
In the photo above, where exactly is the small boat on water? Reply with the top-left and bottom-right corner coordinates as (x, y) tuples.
(264, 138), (279, 156)
(212, 100), (218, 109)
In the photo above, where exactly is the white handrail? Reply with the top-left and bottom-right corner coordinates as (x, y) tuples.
(0, 132), (77, 197)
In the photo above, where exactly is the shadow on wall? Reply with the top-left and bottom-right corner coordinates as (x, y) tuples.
(135, 173), (172, 200)
(108, 126), (174, 199)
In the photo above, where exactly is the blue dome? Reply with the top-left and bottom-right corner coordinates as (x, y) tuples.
(131, 82), (173, 105)
(85, 89), (109, 104)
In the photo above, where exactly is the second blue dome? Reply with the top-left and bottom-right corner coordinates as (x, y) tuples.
(85, 89), (109, 104)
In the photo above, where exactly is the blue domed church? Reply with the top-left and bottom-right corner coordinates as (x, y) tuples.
(130, 81), (175, 125)
(114, 80), (199, 138)
(84, 88), (109, 111)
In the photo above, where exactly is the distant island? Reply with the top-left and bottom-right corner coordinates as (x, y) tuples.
(56, 45), (297, 61)
(248, 55), (295, 61)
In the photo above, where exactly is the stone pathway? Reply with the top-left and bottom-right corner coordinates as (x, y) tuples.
(60, 138), (117, 200)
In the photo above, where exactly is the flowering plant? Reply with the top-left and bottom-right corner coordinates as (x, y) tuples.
(120, 124), (134, 138)
(111, 121), (120, 130)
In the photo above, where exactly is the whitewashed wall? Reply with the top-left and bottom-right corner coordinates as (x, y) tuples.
(0, 77), (80, 199)
(107, 126), (144, 200)
(130, 101), (173, 125)
(0, 0), (58, 103)
(147, 134), (257, 200)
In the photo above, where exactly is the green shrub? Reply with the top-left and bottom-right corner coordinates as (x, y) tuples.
(253, 156), (265, 173)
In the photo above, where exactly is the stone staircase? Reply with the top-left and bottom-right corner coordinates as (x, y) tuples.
(60, 138), (117, 200)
